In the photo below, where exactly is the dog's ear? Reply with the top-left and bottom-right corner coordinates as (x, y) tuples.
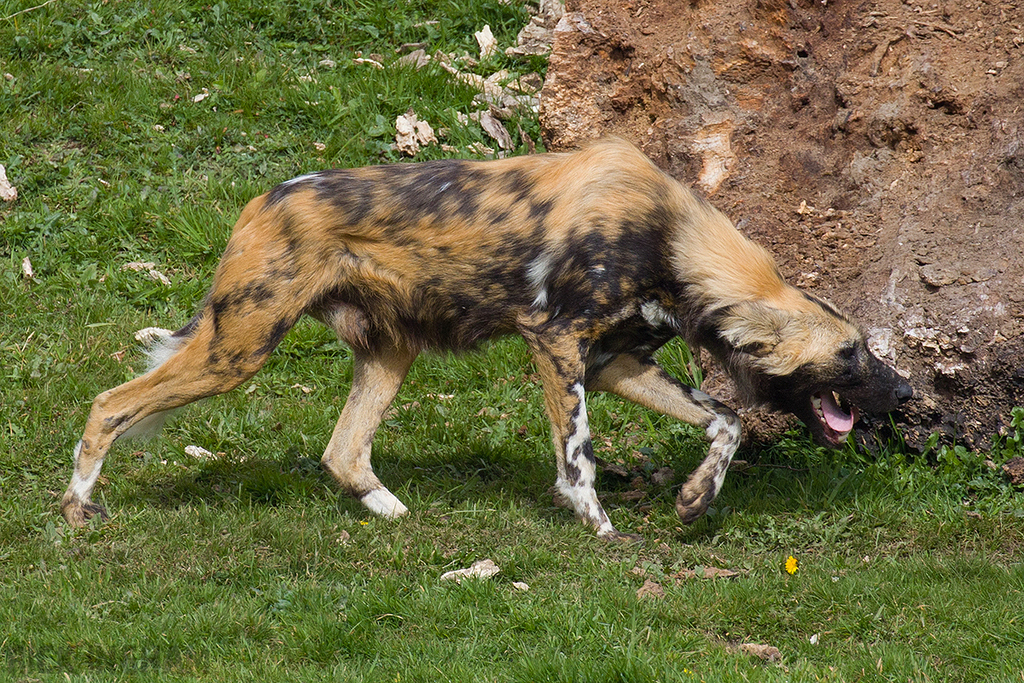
(717, 302), (791, 357)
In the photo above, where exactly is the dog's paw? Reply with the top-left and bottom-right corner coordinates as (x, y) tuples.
(361, 488), (409, 518)
(61, 498), (109, 528)
(598, 529), (645, 544)
(675, 486), (713, 525)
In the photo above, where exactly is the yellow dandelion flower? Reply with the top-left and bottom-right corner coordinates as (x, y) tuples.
(785, 555), (798, 575)
(359, 520), (369, 526)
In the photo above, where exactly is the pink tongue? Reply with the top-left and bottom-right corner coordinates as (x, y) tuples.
(820, 392), (855, 432)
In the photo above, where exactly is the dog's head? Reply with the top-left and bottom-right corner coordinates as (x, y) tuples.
(716, 293), (913, 446)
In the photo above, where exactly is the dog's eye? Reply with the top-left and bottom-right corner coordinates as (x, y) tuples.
(736, 340), (770, 357)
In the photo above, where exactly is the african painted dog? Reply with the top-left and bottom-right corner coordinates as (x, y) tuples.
(62, 138), (913, 540)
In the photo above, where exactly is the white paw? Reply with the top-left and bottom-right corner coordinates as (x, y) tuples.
(361, 488), (409, 518)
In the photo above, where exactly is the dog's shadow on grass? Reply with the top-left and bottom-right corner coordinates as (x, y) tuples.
(128, 442), (561, 516)
(124, 432), (859, 542)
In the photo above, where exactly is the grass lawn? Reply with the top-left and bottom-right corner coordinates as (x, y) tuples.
(2, 0), (1023, 681)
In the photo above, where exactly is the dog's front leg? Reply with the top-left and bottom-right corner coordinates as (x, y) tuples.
(524, 332), (638, 542)
(589, 354), (742, 524)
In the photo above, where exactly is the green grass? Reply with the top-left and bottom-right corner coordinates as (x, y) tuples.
(3, 1), (1024, 681)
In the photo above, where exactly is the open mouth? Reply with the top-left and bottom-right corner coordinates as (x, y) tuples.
(811, 391), (859, 444)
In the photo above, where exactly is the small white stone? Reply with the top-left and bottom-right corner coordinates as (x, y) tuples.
(440, 559), (500, 583)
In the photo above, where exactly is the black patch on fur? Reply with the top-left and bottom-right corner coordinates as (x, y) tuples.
(501, 168), (533, 198)
(103, 411), (137, 431)
(255, 318), (293, 357)
(801, 291), (847, 321)
(565, 460), (582, 485)
(527, 198), (554, 224)
(612, 204), (674, 283)
(488, 208), (513, 227)
(208, 283), (277, 335)
(265, 175), (317, 207)
(584, 319), (675, 378)
(210, 297), (228, 336)
(173, 314), (202, 339)
(581, 439), (594, 464)
(314, 170), (375, 224)
(686, 304), (737, 354)
(385, 159), (479, 225)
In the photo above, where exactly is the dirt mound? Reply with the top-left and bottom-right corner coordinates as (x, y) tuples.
(539, 0), (1024, 448)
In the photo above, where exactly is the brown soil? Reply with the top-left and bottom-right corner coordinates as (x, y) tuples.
(540, 0), (1024, 448)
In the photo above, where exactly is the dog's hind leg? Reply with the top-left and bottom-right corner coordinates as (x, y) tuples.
(589, 354), (742, 524)
(319, 345), (417, 518)
(62, 304), (301, 527)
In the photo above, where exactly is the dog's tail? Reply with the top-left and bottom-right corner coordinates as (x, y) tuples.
(119, 321), (195, 440)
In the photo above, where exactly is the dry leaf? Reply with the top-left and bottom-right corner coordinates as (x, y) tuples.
(21, 256), (34, 279)
(651, 466), (675, 486)
(440, 559), (501, 583)
(636, 579), (665, 600)
(476, 111), (514, 150)
(512, 73), (544, 94)
(394, 109), (437, 156)
(600, 462), (630, 478)
(395, 49), (430, 69)
(1003, 456), (1024, 486)
(184, 445), (214, 459)
(474, 25), (498, 60)
(148, 269), (172, 286)
(467, 142), (494, 157)
(505, 0), (563, 56)
(675, 566), (740, 582)
(436, 55), (488, 91)
(0, 164), (18, 202)
(702, 566), (740, 579)
(353, 57), (384, 69)
(739, 643), (782, 663)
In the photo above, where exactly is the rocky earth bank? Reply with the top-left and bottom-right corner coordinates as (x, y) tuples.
(540, 0), (1024, 448)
